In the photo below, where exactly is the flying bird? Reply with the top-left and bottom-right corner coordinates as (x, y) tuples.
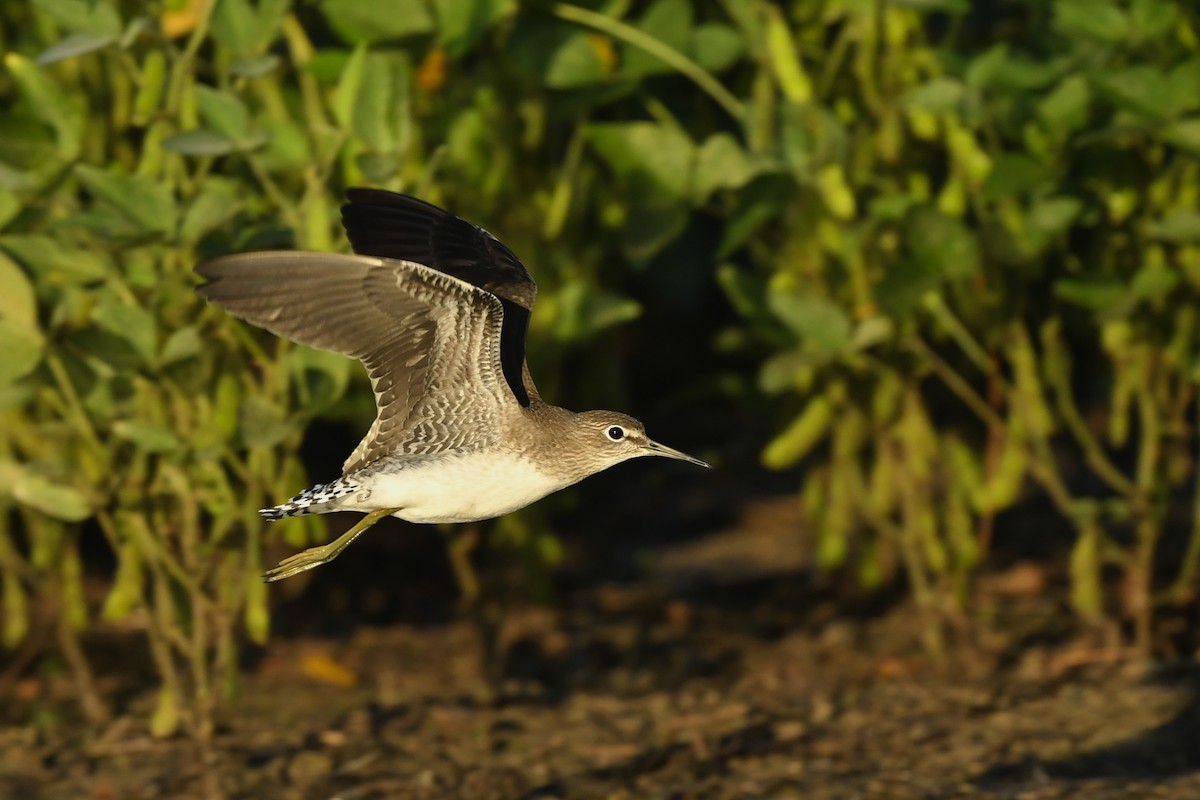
(196, 190), (708, 581)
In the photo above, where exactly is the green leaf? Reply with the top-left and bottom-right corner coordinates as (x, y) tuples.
(1161, 117), (1200, 157)
(195, 86), (250, 142)
(716, 263), (768, 320)
(902, 77), (966, 114)
(33, 0), (122, 36)
(0, 252), (36, 329)
(982, 153), (1050, 200)
(1146, 209), (1200, 243)
(716, 173), (794, 259)
(160, 326), (203, 366)
(523, 25), (611, 89)
(876, 259), (940, 320)
(692, 133), (763, 201)
(288, 345), (351, 411)
(588, 121), (695, 199)
(767, 287), (851, 354)
(37, 32), (118, 65)
(554, 283), (642, 343)
(75, 165), (176, 235)
(332, 44), (367, 130)
(0, 318), (43, 384)
(162, 129), (238, 156)
(1130, 264), (1179, 299)
(4, 53), (85, 160)
(1166, 59), (1200, 117)
(354, 52), (410, 153)
(0, 187), (18, 230)
(1054, 279), (1127, 314)
(91, 301), (157, 365)
(1054, 0), (1127, 42)
(9, 470), (91, 521)
(623, 0), (693, 79)
(903, 207), (980, 280)
(257, 117), (311, 171)
(180, 178), (242, 243)
(1026, 196), (1081, 248)
(1130, 0), (1178, 40)
(209, 0), (258, 55)
(434, 0), (508, 58)
(230, 53), (282, 78)
(114, 421), (181, 454)
(0, 234), (108, 284)
(318, 0), (434, 45)
(239, 396), (294, 448)
(1038, 74), (1090, 137)
(1093, 66), (1173, 121)
(691, 24), (743, 72)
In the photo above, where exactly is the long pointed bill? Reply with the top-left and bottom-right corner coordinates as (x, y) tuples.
(644, 440), (711, 468)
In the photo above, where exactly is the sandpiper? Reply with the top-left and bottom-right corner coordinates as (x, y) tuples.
(197, 189), (709, 582)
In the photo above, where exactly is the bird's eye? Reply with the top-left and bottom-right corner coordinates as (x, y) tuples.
(606, 426), (626, 441)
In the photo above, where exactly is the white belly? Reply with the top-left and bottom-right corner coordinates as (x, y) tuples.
(349, 453), (570, 524)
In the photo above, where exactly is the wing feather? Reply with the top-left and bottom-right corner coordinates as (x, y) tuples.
(196, 252), (510, 474)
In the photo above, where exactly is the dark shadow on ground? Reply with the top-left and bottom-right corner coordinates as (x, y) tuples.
(976, 665), (1200, 790)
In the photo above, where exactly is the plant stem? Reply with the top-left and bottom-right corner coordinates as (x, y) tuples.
(552, 3), (746, 121)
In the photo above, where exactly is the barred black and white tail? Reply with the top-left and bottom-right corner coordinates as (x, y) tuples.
(259, 479), (359, 521)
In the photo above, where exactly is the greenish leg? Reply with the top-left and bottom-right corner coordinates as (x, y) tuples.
(262, 508), (401, 583)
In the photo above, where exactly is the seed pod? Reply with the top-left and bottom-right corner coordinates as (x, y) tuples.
(801, 471), (828, 551)
(944, 435), (983, 504)
(150, 685), (180, 738)
(871, 371), (903, 426)
(3, 573), (28, 648)
(816, 163), (856, 220)
(866, 443), (897, 518)
(833, 406), (867, 461)
(906, 108), (938, 141)
(944, 482), (978, 568)
(1069, 513), (1103, 621)
(858, 535), (885, 590)
(897, 391), (935, 483)
(765, 6), (812, 103)
(916, 503), (948, 575)
(1009, 323), (1055, 438)
(817, 462), (854, 571)
(62, 545), (87, 631)
(244, 569), (270, 645)
(1109, 356), (1136, 447)
(132, 51), (166, 126)
(212, 374), (241, 441)
(30, 516), (63, 571)
(976, 426), (1027, 513)
(762, 395), (834, 469)
(102, 542), (143, 622)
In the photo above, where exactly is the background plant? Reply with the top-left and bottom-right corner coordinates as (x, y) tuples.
(1, 0), (1198, 758)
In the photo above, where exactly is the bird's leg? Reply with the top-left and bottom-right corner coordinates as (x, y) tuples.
(262, 508), (400, 582)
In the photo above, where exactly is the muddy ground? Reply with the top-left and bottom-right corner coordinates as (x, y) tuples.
(3, 485), (1200, 800)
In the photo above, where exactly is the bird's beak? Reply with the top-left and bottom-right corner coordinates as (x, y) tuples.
(643, 440), (711, 468)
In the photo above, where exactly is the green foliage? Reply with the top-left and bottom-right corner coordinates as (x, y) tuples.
(2, 0), (1200, 748)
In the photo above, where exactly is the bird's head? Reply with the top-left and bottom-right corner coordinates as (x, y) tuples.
(563, 410), (710, 476)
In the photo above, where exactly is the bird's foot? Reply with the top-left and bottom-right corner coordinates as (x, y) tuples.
(262, 508), (401, 582)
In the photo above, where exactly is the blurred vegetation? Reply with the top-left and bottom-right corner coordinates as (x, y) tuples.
(1, 0), (1199, 754)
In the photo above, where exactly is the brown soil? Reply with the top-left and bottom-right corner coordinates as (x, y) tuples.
(3, 496), (1199, 800)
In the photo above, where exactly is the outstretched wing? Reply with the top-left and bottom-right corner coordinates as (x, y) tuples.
(196, 252), (512, 475)
(340, 189), (540, 406)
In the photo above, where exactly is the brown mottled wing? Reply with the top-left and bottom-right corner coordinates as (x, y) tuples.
(340, 189), (541, 406)
(195, 252), (512, 475)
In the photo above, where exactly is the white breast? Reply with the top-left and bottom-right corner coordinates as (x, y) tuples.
(350, 453), (572, 524)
